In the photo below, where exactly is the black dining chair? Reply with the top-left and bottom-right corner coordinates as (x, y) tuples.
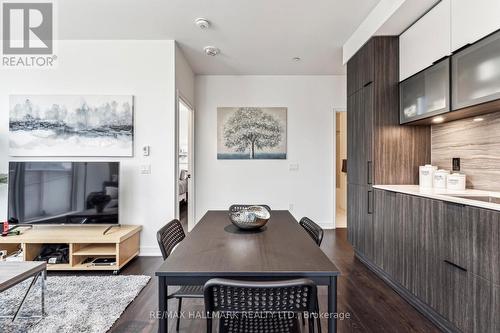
(299, 217), (324, 332)
(204, 278), (320, 333)
(229, 204), (271, 213)
(299, 217), (324, 246)
(157, 219), (204, 331)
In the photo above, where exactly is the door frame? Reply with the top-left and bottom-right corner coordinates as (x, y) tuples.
(175, 91), (196, 231)
(333, 108), (347, 229)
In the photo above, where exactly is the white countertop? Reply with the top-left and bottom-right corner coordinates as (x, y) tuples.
(373, 185), (500, 212)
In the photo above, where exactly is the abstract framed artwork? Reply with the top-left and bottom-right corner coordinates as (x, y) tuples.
(217, 107), (287, 159)
(9, 95), (134, 156)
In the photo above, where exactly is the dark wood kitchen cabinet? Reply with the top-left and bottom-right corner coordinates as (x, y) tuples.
(346, 36), (430, 188)
(438, 202), (470, 332)
(402, 194), (443, 308)
(347, 184), (373, 259)
(347, 36), (430, 255)
(373, 189), (394, 268)
(470, 275), (500, 333)
(467, 207), (500, 285)
(440, 202), (470, 271)
(347, 39), (374, 97)
(370, 189), (500, 333)
(347, 84), (373, 186)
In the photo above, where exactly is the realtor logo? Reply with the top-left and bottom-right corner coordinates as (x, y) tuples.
(2, 2), (53, 54)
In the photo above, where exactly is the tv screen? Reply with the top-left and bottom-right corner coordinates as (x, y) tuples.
(8, 162), (119, 225)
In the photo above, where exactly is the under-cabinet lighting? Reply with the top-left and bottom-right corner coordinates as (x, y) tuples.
(432, 116), (445, 123)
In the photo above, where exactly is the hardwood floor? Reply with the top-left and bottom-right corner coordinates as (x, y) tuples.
(52, 221), (440, 332)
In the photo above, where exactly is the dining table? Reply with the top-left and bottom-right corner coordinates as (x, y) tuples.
(156, 210), (340, 332)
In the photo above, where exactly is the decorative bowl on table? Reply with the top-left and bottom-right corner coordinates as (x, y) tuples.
(229, 205), (271, 230)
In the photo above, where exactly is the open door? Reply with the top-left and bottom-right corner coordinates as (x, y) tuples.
(335, 110), (347, 228)
(176, 94), (195, 231)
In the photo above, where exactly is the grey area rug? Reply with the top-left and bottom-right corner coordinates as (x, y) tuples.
(0, 275), (150, 333)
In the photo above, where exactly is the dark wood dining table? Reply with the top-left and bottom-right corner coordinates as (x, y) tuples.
(156, 210), (340, 332)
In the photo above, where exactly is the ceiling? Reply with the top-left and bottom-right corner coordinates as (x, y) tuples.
(57, 0), (381, 75)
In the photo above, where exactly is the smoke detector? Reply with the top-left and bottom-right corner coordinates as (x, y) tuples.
(195, 18), (210, 29)
(204, 46), (220, 56)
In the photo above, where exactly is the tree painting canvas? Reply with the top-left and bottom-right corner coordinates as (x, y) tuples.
(217, 107), (287, 159)
(9, 95), (134, 156)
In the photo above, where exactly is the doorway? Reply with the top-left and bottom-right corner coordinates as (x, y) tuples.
(335, 110), (347, 228)
(176, 95), (195, 231)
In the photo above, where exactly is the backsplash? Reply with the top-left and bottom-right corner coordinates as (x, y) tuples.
(431, 111), (500, 191)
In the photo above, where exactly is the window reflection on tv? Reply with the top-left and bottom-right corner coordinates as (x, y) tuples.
(8, 162), (119, 224)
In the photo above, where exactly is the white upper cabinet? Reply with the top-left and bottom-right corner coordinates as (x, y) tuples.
(399, 0), (451, 81)
(451, 0), (500, 52)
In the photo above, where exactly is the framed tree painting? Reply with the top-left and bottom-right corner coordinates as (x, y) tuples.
(9, 95), (134, 156)
(217, 107), (287, 159)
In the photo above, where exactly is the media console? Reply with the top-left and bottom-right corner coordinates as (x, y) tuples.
(0, 225), (142, 274)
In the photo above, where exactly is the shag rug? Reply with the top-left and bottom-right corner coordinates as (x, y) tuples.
(0, 275), (150, 333)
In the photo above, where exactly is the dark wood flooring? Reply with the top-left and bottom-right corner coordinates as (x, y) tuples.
(53, 209), (441, 333)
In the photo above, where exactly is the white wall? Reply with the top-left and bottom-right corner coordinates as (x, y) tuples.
(194, 75), (346, 228)
(0, 40), (177, 256)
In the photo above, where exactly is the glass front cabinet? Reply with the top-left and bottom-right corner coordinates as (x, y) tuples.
(452, 30), (500, 110)
(400, 58), (450, 124)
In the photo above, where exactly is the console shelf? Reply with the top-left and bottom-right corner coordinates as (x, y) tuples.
(72, 244), (116, 256)
(0, 225), (142, 273)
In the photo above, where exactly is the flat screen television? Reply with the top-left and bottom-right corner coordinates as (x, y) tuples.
(8, 161), (119, 225)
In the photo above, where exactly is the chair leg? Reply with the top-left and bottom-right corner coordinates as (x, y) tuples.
(308, 316), (314, 333)
(316, 296), (322, 333)
(176, 298), (182, 331)
(206, 318), (212, 333)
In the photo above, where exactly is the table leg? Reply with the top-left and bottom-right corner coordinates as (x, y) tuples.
(13, 273), (39, 322)
(158, 276), (168, 333)
(41, 269), (47, 316)
(327, 276), (337, 333)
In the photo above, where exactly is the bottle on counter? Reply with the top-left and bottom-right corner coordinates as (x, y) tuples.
(447, 173), (466, 191)
(419, 164), (437, 188)
(433, 169), (450, 189)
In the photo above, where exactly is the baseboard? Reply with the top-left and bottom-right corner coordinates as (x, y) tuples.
(139, 246), (162, 257)
(355, 251), (458, 333)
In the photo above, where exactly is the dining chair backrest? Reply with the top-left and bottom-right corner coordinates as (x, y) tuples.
(299, 217), (324, 246)
(228, 204), (271, 213)
(204, 278), (317, 333)
(156, 219), (185, 260)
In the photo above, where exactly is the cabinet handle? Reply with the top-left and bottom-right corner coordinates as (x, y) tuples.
(367, 190), (373, 215)
(444, 260), (467, 272)
(367, 161), (373, 184)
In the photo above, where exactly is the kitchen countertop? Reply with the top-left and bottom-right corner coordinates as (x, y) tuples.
(373, 185), (500, 212)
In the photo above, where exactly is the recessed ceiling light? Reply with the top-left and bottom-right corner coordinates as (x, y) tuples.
(204, 46), (220, 56)
(473, 117), (484, 122)
(195, 18), (210, 29)
(292, 57), (301, 62)
(432, 116), (445, 123)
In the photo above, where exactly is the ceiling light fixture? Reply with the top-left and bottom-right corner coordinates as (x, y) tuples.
(473, 117), (484, 122)
(432, 116), (445, 123)
(204, 46), (220, 56)
(292, 57), (301, 62)
(195, 18), (210, 29)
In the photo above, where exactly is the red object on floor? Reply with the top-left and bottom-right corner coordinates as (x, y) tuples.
(2, 221), (8, 235)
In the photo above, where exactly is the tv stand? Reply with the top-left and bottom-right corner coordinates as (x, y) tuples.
(0, 225), (142, 272)
(102, 224), (120, 235)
